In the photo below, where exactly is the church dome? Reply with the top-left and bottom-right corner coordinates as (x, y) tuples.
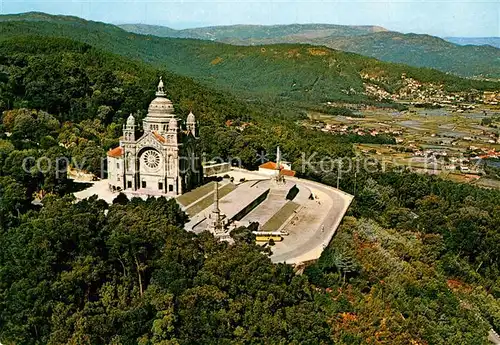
(148, 96), (175, 115)
(187, 111), (196, 123)
(146, 77), (175, 117)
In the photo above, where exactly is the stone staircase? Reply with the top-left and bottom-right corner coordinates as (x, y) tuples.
(239, 182), (296, 228)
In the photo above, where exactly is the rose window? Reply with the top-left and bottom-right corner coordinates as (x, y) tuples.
(142, 150), (161, 170)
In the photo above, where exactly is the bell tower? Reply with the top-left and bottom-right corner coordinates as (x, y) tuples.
(123, 114), (136, 142)
(187, 111), (196, 137)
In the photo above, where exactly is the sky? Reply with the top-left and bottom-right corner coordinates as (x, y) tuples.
(1, 0), (499, 37)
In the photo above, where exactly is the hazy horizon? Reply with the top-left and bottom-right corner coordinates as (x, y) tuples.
(116, 22), (500, 39)
(1, 0), (499, 38)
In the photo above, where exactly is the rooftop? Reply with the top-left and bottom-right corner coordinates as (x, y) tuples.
(259, 161), (296, 176)
(107, 147), (123, 158)
(259, 161), (280, 170)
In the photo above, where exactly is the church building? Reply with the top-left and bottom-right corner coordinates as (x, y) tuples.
(107, 77), (201, 196)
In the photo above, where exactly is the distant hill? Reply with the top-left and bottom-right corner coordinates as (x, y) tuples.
(444, 37), (500, 49)
(0, 11), (107, 26)
(118, 23), (388, 40)
(1, 12), (498, 111)
(0, 35), (251, 126)
(119, 24), (181, 38)
(119, 23), (500, 79)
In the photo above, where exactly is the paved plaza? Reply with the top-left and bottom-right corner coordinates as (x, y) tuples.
(73, 167), (353, 265)
(211, 168), (354, 264)
(185, 179), (272, 233)
(73, 179), (171, 204)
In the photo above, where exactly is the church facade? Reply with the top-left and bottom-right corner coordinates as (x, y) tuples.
(107, 78), (201, 196)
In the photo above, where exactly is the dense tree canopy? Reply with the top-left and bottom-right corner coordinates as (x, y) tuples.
(0, 196), (333, 344)
(0, 35), (394, 173)
(0, 30), (499, 345)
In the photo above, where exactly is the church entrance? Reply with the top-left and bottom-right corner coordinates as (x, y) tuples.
(136, 147), (168, 194)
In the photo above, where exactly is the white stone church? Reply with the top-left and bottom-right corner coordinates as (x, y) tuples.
(107, 77), (202, 196)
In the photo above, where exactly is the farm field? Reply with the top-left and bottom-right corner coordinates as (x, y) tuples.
(307, 103), (500, 188)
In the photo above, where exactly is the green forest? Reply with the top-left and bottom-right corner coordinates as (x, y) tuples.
(0, 16), (500, 345)
(119, 22), (500, 79)
(1, 12), (499, 112)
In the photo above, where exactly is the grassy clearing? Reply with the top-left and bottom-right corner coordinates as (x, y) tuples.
(186, 183), (236, 216)
(176, 181), (215, 207)
(261, 201), (299, 231)
(473, 178), (500, 189)
(446, 173), (472, 183)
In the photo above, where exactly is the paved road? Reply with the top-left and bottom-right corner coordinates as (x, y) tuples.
(270, 177), (353, 264)
(74, 168), (353, 265)
(217, 168), (354, 264)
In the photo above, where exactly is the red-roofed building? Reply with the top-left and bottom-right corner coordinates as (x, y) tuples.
(107, 147), (124, 158)
(258, 147), (295, 177)
(259, 161), (296, 177)
(280, 169), (296, 177)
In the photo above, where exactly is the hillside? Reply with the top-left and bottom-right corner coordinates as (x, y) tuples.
(444, 37), (500, 49)
(120, 22), (500, 79)
(322, 32), (500, 79)
(119, 23), (388, 40)
(0, 35), (370, 170)
(1, 13), (499, 114)
(1, 15), (500, 345)
(0, 35), (250, 127)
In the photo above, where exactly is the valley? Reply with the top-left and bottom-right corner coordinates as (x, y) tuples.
(305, 102), (500, 188)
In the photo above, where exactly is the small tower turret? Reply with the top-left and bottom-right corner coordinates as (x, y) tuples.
(168, 117), (178, 133)
(187, 111), (196, 136)
(123, 113), (136, 142)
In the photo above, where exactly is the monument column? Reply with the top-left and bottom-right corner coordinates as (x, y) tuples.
(209, 181), (224, 235)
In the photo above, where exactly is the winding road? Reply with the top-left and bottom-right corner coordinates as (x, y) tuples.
(270, 176), (353, 264)
(218, 168), (354, 264)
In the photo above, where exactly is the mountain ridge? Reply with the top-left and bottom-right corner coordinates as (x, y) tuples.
(444, 37), (500, 49)
(118, 23), (389, 40)
(118, 22), (500, 79)
(1, 12), (498, 112)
